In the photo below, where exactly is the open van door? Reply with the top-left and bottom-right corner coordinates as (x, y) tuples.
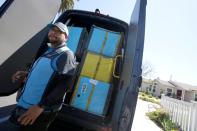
(115, 0), (146, 130)
(0, 0), (59, 96)
(0, 28), (49, 96)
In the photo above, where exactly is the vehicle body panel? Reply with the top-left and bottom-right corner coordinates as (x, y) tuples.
(0, 0), (60, 96)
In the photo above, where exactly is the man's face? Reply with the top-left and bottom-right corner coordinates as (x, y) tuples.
(48, 26), (67, 46)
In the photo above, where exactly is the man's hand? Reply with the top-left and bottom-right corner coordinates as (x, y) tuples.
(12, 71), (28, 83)
(17, 105), (44, 126)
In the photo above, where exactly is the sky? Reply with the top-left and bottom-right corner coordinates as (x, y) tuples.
(0, 0), (5, 7)
(74, 0), (197, 86)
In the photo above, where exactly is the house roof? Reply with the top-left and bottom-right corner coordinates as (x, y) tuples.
(142, 78), (153, 84)
(155, 78), (175, 87)
(169, 81), (197, 91)
(145, 77), (197, 91)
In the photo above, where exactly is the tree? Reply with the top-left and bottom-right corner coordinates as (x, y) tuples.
(59, 0), (79, 12)
(141, 61), (154, 79)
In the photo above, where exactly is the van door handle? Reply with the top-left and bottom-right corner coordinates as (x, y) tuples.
(113, 55), (122, 78)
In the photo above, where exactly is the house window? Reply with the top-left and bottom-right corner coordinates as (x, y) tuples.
(195, 93), (197, 101)
(149, 85), (152, 91)
(0, 0), (14, 17)
(153, 86), (156, 92)
(166, 88), (172, 96)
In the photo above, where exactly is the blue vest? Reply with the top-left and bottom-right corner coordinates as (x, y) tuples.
(18, 45), (70, 109)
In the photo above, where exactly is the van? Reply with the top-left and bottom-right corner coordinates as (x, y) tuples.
(0, 0), (147, 131)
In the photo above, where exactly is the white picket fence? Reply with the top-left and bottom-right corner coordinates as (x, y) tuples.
(161, 95), (197, 131)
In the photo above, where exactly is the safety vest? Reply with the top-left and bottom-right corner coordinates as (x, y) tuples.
(18, 45), (70, 109)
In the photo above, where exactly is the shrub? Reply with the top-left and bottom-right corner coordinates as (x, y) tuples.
(138, 91), (160, 105)
(146, 109), (179, 131)
(148, 95), (153, 98)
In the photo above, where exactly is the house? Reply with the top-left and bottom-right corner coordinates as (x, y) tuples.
(169, 81), (197, 102)
(141, 78), (197, 102)
(140, 78), (176, 98)
(140, 78), (153, 93)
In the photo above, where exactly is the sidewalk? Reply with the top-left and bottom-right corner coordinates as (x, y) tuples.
(131, 99), (163, 131)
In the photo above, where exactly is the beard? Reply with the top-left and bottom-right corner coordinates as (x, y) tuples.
(48, 36), (58, 43)
(48, 38), (65, 48)
(48, 33), (66, 47)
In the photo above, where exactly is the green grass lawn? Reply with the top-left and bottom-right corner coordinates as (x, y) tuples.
(138, 91), (160, 105)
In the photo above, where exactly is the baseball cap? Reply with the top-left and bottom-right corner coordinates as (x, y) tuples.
(51, 22), (69, 36)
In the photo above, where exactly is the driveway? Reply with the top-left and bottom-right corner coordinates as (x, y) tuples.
(131, 99), (163, 131)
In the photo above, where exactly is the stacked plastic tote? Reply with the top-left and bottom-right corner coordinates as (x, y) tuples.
(70, 26), (122, 116)
(67, 26), (87, 55)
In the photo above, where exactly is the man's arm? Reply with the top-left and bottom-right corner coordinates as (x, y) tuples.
(18, 105), (44, 125)
(12, 71), (28, 83)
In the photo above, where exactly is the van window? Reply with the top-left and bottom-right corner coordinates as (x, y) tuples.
(0, 0), (6, 7)
(0, 0), (14, 17)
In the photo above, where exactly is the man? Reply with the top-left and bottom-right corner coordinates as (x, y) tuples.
(10, 22), (77, 131)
